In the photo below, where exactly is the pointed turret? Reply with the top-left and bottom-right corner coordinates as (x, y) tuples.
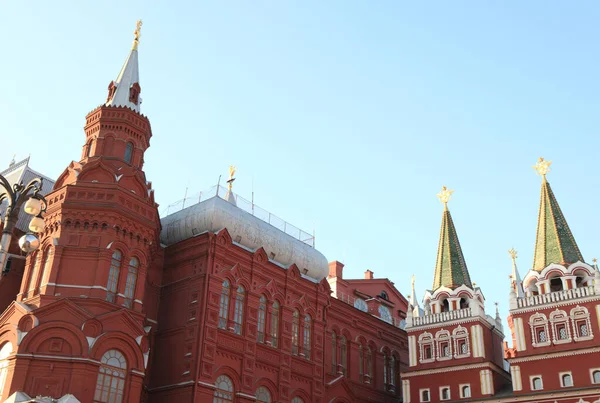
(432, 186), (472, 290)
(508, 248), (524, 298)
(532, 158), (583, 271)
(105, 20), (143, 112)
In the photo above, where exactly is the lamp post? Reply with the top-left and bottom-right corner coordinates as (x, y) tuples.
(0, 175), (47, 275)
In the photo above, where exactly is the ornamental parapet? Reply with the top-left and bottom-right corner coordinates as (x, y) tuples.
(411, 307), (472, 327)
(515, 285), (595, 309)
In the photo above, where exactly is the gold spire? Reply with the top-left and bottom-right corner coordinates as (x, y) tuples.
(227, 165), (237, 191)
(533, 157), (552, 180)
(132, 20), (143, 50)
(411, 274), (415, 287)
(436, 186), (454, 211)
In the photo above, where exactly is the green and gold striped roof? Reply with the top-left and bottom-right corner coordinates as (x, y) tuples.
(532, 174), (583, 271)
(432, 187), (473, 291)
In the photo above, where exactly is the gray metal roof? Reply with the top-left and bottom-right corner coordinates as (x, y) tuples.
(0, 158), (55, 232)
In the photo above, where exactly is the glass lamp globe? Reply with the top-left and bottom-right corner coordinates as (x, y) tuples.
(28, 216), (45, 233)
(18, 233), (40, 253)
(23, 198), (42, 216)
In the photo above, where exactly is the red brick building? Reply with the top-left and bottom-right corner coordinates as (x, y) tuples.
(1, 23), (600, 403)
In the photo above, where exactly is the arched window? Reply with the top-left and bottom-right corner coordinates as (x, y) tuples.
(106, 251), (122, 302)
(358, 344), (364, 376)
(340, 336), (347, 375)
(123, 257), (138, 308)
(291, 398), (304, 403)
(593, 370), (600, 384)
(270, 301), (280, 347)
(302, 314), (311, 359)
(255, 386), (271, 403)
(331, 331), (337, 374)
(354, 298), (368, 312)
(26, 252), (40, 295)
(233, 285), (245, 335)
(549, 276), (563, 292)
(421, 389), (430, 402)
(257, 295), (266, 343)
(94, 350), (127, 403)
(0, 342), (13, 398)
(218, 280), (230, 329)
(561, 373), (573, 387)
(461, 385), (471, 398)
(452, 326), (470, 357)
(213, 375), (234, 403)
(292, 310), (300, 355)
(86, 140), (94, 157)
(570, 306), (593, 341)
(380, 291), (389, 300)
(441, 387), (450, 400)
(418, 332), (435, 362)
(532, 376), (543, 390)
(38, 247), (53, 288)
(378, 305), (392, 324)
(124, 142), (134, 164)
(365, 346), (373, 380)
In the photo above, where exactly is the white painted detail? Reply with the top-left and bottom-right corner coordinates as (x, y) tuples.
(105, 48), (141, 112)
(402, 380), (411, 402)
(510, 365), (522, 391)
(408, 336), (417, 367)
(135, 335), (143, 345)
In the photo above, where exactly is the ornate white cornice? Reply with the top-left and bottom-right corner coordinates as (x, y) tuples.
(510, 295), (600, 314)
(508, 346), (600, 363)
(400, 361), (508, 378)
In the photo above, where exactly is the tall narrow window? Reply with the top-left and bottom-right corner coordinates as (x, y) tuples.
(106, 251), (121, 302)
(303, 314), (311, 359)
(331, 332), (337, 374)
(358, 344), (364, 376)
(213, 375), (234, 403)
(270, 301), (280, 347)
(233, 285), (245, 335)
(38, 247), (53, 288)
(366, 346), (373, 380)
(123, 257), (138, 308)
(561, 373), (573, 387)
(0, 342), (12, 399)
(532, 377), (543, 390)
(26, 252), (40, 295)
(124, 142), (134, 164)
(257, 295), (266, 343)
(94, 350), (127, 403)
(340, 336), (347, 375)
(383, 353), (388, 385)
(292, 310), (300, 355)
(218, 280), (230, 329)
(389, 355), (396, 387)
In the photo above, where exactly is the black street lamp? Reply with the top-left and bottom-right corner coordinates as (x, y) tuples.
(0, 175), (47, 275)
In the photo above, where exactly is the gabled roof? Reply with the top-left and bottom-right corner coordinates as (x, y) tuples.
(432, 187), (472, 291)
(532, 159), (583, 271)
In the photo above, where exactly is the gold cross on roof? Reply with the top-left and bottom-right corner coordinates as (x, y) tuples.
(132, 20), (143, 50)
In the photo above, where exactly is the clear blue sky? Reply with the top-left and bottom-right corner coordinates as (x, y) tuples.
(2, 1), (600, 334)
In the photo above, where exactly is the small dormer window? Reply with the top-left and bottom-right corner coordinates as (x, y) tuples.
(129, 83), (141, 105)
(380, 291), (388, 300)
(106, 81), (117, 103)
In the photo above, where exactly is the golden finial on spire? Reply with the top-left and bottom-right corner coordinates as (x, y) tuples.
(411, 274), (415, 287)
(508, 248), (518, 262)
(132, 20), (143, 50)
(533, 157), (552, 179)
(436, 186), (454, 211)
(227, 165), (237, 191)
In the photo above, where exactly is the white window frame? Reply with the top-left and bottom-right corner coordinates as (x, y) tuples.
(529, 313), (551, 347)
(559, 371), (573, 388)
(419, 388), (431, 402)
(435, 330), (452, 361)
(549, 309), (571, 344)
(530, 375), (543, 391)
(589, 368), (600, 384)
(418, 332), (435, 364)
(439, 386), (451, 401)
(459, 384), (471, 398)
(570, 306), (593, 341)
(452, 326), (470, 358)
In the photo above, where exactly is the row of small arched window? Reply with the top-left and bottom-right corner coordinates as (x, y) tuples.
(24, 247), (54, 297)
(219, 280), (312, 359)
(330, 332), (399, 389)
(213, 374), (306, 403)
(85, 138), (134, 164)
(107, 250), (139, 308)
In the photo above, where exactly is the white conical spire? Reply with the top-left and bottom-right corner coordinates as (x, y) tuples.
(509, 248), (524, 298)
(106, 21), (142, 112)
(409, 274), (423, 317)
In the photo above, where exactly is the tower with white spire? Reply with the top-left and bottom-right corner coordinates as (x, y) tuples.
(0, 22), (160, 402)
(401, 186), (509, 403)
